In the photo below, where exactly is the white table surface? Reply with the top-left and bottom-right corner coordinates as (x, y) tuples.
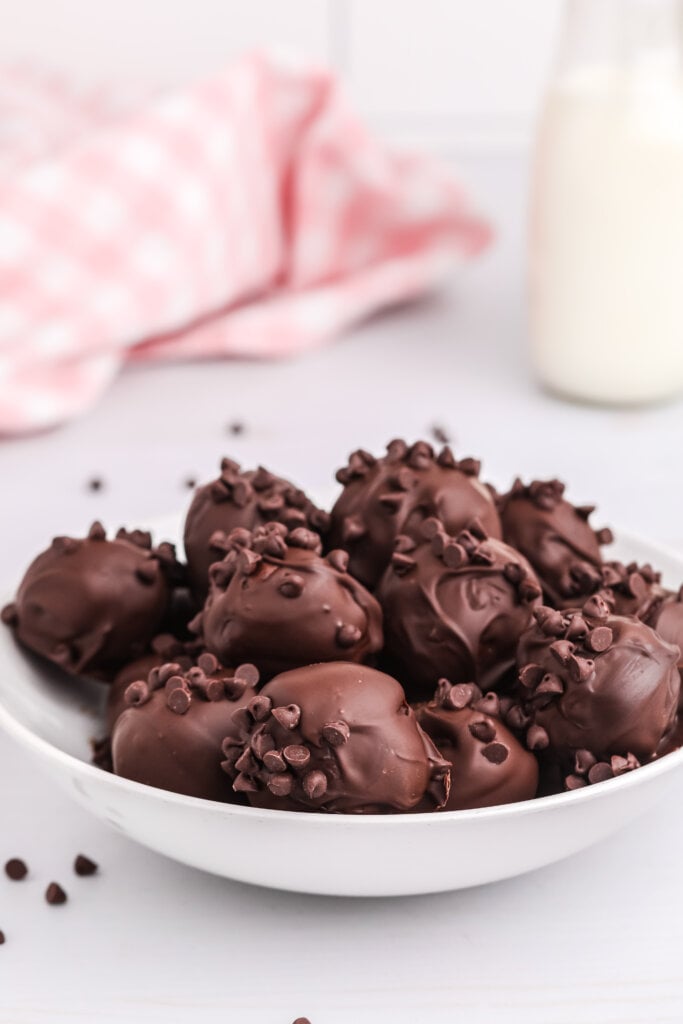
(2, 152), (683, 1024)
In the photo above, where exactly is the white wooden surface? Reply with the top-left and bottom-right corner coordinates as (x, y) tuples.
(1, 151), (683, 1022)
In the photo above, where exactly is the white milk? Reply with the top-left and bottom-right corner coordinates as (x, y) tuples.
(530, 66), (683, 404)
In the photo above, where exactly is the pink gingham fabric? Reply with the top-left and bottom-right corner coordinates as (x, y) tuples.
(0, 51), (491, 435)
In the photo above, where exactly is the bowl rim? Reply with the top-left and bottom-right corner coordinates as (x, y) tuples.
(1, 523), (682, 828)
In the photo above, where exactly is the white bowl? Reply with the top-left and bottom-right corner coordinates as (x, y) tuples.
(0, 525), (682, 898)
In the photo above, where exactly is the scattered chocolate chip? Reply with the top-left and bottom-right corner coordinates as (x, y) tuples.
(183, 477), (197, 490)
(0, 930), (4, 945)
(87, 477), (104, 493)
(45, 882), (67, 905)
(74, 855), (98, 877)
(4, 859), (27, 881)
(227, 421), (245, 436)
(430, 424), (451, 445)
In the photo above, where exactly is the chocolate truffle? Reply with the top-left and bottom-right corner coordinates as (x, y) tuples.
(499, 479), (613, 609)
(414, 680), (538, 811)
(328, 440), (501, 589)
(112, 656), (256, 802)
(2, 523), (178, 678)
(183, 459), (329, 599)
(377, 519), (541, 701)
(221, 662), (450, 813)
(517, 596), (680, 766)
(195, 523), (383, 678)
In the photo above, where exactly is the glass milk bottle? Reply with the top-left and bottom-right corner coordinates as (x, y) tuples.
(530, 0), (683, 404)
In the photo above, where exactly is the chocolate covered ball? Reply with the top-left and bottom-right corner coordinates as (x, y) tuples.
(329, 440), (501, 589)
(221, 662), (450, 813)
(112, 656), (257, 802)
(517, 596), (680, 767)
(183, 459), (329, 599)
(414, 680), (538, 811)
(377, 519), (542, 701)
(195, 523), (383, 678)
(2, 522), (179, 678)
(499, 479), (613, 609)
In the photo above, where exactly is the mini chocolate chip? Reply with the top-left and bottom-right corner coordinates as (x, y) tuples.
(263, 750), (287, 773)
(588, 762), (614, 784)
(248, 695), (273, 721)
(74, 855), (98, 877)
(283, 745), (311, 769)
(271, 704), (301, 730)
(279, 575), (304, 598)
(565, 774), (588, 790)
(322, 721), (350, 746)
(5, 858), (27, 881)
(587, 626), (613, 653)
(167, 687), (191, 715)
(197, 652), (218, 675)
(430, 424), (451, 445)
(267, 774), (293, 797)
(481, 742), (509, 764)
(526, 724), (550, 751)
(303, 770), (327, 800)
(124, 680), (151, 707)
(45, 882), (67, 905)
(468, 720), (496, 743)
(327, 549), (350, 573)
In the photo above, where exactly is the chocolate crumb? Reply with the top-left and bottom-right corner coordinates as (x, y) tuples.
(183, 477), (197, 490)
(0, 930), (5, 945)
(430, 424), (451, 445)
(87, 477), (104, 493)
(45, 882), (67, 905)
(227, 420), (245, 436)
(74, 855), (98, 877)
(5, 858), (27, 881)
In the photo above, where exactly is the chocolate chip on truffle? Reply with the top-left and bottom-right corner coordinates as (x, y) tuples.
(377, 519), (541, 701)
(499, 479), (612, 609)
(2, 524), (180, 678)
(194, 523), (383, 679)
(112, 661), (259, 802)
(183, 458), (329, 599)
(517, 598), (680, 767)
(328, 439), (502, 589)
(221, 662), (450, 813)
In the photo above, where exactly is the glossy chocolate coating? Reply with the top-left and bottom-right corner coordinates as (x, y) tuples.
(499, 479), (612, 609)
(112, 657), (257, 802)
(415, 680), (538, 811)
(1, 523), (177, 678)
(221, 662), (450, 813)
(517, 596), (680, 765)
(183, 459), (329, 599)
(377, 519), (541, 701)
(197, 523), (383, 678)
(328, 440), (501, 589)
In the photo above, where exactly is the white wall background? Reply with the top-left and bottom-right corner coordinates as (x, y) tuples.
(0, 0), (564, 152)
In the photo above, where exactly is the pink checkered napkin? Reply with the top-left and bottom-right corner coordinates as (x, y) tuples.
(0, 51), (491, 435)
